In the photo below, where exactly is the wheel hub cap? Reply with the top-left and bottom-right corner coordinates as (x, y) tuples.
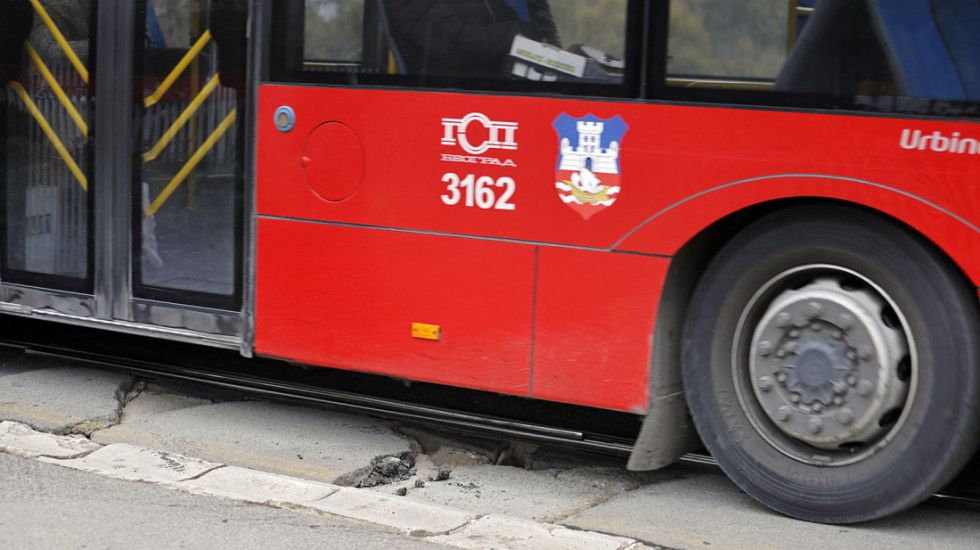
(749, 276), (910, 450)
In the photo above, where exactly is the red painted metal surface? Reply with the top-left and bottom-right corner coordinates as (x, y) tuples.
(532, 247), (666, 413)
(255, 84), (980, 412)
(302, 122), (365, 202)
(255, 218), (535, 395)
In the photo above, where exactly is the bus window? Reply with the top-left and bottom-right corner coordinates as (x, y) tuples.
(773, 0), (896, 98)
(303, 0), (364, 68)
(273, 0), (635, 96)
(668, 0), (790, 88)
(665, 0), (980, 116)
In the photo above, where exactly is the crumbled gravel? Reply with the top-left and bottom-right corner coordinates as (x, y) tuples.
(357, 452), (416, 488)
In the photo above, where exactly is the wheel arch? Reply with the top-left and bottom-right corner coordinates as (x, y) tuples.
(626, 187), (980, 472)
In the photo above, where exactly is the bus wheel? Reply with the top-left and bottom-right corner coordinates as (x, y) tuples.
(681, 206), (980, 523)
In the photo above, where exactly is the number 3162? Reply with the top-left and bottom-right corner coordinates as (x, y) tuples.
(440, 173), (516, 211)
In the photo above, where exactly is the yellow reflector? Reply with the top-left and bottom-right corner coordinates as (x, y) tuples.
(411, 323), (441, 341)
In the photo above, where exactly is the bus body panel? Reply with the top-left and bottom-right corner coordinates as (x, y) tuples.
(532, 247), (664, 412)
(254, 216), (662, 412)
(615, 175), (980, 282)
(254, 217), (536, 396)
(255, 84), (980, 412)
(256, 85), (670, 250)
(258, 85), (980, 278)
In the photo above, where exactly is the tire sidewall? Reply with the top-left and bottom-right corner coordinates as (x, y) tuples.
(683, 209), (980, 522)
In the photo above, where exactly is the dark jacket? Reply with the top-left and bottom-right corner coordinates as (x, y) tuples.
(384, 0), (559, 78)
(1, 0), (38, 85)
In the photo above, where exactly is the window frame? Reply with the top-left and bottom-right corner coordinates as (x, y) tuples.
(268, 0), (648, 100)
(648, 0), (980, 118)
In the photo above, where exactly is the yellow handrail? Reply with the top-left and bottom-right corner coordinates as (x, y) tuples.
(9, 81), (88, 191)
(28, 0), (88, 84)
(144, 30), (212, 108)
(25, 41), (88, 137)
(143, 75), (221, 163)
(144, 108), (236, 217)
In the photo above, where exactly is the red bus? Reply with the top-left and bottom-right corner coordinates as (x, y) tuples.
(2, 0), (979, 523)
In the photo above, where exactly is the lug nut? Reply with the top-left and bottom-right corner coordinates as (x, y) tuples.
(838, 313), (854, 330)
(858, 345), (874, 361)
(808, 417), (823, 434)
(775, 406), (792, 421)
(806, 301), (823, 319)
(758, 340), (773, 356)
(832, 395), (845, 406)
(758, 376), (774, 392)
(837, 407), (854, 425)
(856, 379), (874, 397)
(812, 402), (824, 412)
(776, 372), (788, 384)
(775, 312), (792, 328)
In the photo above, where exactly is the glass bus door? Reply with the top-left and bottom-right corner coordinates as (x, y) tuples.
(1, 0), (93, 300)
(132, 0), (246, 322)
(0, 0), (248, 349)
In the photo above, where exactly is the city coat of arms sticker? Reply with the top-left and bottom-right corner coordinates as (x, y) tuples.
(553, 114), (629, 220)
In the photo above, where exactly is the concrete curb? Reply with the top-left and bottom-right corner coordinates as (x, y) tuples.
(1, 421), (657, 550)
(0, 420), (100, 459)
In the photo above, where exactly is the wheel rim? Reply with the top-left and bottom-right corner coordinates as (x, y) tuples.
(734, 265), (916, 466)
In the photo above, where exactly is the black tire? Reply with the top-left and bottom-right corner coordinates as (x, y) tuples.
(682, 206), (980, 523)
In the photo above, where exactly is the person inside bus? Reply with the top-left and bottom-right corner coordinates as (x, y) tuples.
(0, 1), (32, 86)
(382, 0), (560, 79)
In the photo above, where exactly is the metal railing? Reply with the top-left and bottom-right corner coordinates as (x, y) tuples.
(140, 28), (238, 217)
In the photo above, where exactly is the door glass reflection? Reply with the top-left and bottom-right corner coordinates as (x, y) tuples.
(2, 0), (94, 291)
(135, 0), (245, 310)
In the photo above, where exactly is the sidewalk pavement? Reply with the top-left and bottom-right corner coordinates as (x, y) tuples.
(1, 421), (654, 550)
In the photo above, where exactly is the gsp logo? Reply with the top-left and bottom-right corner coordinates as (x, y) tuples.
(441, 113), (518, 155)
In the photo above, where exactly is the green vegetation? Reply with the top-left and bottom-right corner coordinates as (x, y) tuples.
(551, 0), (628, 59)
(151, 0), (193, 48)
(668, 0), (789, 80)
(304, 0), (364, 62)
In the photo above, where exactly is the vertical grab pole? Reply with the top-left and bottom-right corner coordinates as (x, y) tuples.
(188, 0), (203, 211)
(787, 0), (799, 54)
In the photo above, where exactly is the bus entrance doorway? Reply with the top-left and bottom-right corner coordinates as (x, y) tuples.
(0, 0), (248, 349)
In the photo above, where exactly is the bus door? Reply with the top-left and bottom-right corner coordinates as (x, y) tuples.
(0, 1), (249, 349)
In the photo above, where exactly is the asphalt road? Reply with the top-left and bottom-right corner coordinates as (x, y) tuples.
(2, 349), (979, 550)
(0, 452), (449, 550)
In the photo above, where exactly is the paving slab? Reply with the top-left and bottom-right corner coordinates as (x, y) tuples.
(181, 465), (339, 503)
(0, 365), (132, 434)
(309, 487), (476, 536)
(42, 442), (222, 483)
(119, 388), (213, 422)
(373, 462), (643, 523)
(429, 514), (644, 550)
(563, 470), (980, 550)
(0, 420), (101, 458)
(92, 396), (414, 483)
